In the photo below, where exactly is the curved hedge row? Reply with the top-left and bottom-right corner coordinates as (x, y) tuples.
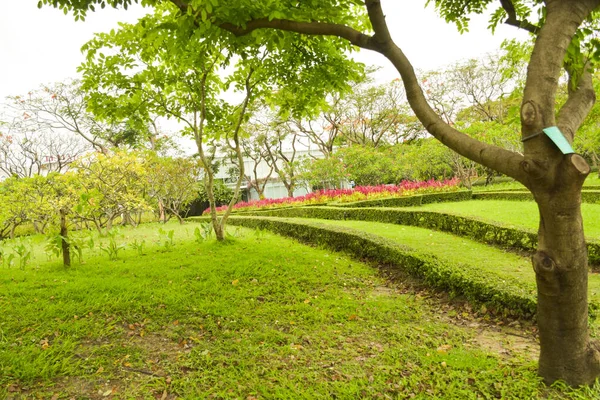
(204, 216), (538, 317)
(332, 190), (473, 208)
(235, 206), (600, 266)
(473, 190), (600, 203)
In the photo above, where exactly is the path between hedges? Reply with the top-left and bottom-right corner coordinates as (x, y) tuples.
(221, 216), (600, 322)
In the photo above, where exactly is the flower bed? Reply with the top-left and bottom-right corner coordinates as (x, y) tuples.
(205, 178), (460, 214)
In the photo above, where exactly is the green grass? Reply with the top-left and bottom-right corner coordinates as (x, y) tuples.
(409, 200), (600, 240)
(1, 221), (600, 398)
(274, 218), (600, 313)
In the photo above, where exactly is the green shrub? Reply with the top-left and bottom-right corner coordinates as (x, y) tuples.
(334, 190), (472, 208)
(472, 190), (600, 204)
(472, 191), (533, 201)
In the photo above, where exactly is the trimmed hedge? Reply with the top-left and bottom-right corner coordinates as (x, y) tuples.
(472, 191), (533, 201)
(206, 216), (538, 317)
(232, 206), (600, 266)
(333, 190), (473, 208)
(472, 190), (600, 203)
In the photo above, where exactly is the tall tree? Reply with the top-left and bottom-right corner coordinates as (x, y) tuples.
(45, 0), (600, 386)
(79, 3), (360, 239)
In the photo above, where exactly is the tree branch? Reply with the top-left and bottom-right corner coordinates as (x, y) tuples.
(172, 0), (527, 182)
(499, 0), (540, 34)
(363, 0), (527, 182)
(520, 0), (599, 169)
(557, 62), (596, 142)
(168, 0), (379, 51)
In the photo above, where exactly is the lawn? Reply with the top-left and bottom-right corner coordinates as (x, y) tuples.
(1, 222), (600, 398)
(234, 217), (600, 320)
(411, 200), (600, 240)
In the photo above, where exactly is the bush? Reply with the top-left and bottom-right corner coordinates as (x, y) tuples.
(335, 190), (472, 208)
(472, 190), (600, 204)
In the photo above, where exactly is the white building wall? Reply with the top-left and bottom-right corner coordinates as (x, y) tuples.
(215, 149), (323, 201)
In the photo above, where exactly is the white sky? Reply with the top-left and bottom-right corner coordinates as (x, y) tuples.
(0, 1), (529, 100)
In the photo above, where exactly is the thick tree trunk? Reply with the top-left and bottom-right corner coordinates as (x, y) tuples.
(531, 155), (600, 385)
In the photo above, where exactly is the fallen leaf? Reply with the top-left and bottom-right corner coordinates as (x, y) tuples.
(231, 279), (239, 286)
(7, 384), (20, 392)
(161, 390), (168, 400)
(436, 344), (452, 354)
(102, 389), (113, 397)
(96, 366), (104, 374)
(348, 314), (358, 321)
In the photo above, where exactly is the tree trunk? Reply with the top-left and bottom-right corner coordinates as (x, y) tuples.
(9, 223), (17, 239)
(158, 200), (166, 223)
(531, 155), (600, 385)
(60, 209), (71, 267)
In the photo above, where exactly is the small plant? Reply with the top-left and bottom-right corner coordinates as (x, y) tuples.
(68, 234), (86, 264)
(86, 234), (95, 253)
(129, 239), (146, 256)
(194, 223), (214, 243)
(0, 245), (10, 268)
(226, 226), (242, 239)
(4, 253), (15, 268)
(44, 234), (63, 260)
(13, 239), (32, 270)
(158, 228), (175, 251)
(253, 227), (267, 241)
(100, 229), (126, 260)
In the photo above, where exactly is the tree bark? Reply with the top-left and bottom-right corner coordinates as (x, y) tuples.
(532, 155), (600, 384)
(60, 209), (71, 267)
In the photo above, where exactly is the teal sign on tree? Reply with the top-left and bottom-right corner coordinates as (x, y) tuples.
(543, 126), (575, 154)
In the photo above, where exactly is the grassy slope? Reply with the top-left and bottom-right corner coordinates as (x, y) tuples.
(0, 222), (557, 399)
(409, 200), (600, 240)
(281, 218), (600, 311)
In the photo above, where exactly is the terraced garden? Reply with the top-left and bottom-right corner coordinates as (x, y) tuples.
(3, 180), (600, 398)
(198, 181), (600, 324)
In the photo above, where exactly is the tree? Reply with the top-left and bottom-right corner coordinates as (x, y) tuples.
(3, 80), (156, 154)
(45, 0), (600, 385)
(72, 151), (149, 234)
(334, 78), (413, 147)
(79, 3), (359, 239)
(299, 155), (348, 190)
(0, 177), (30, 240)
(0, 115), (90, 178)
(145, 154), (202, 224)
(262, 121), (303, 198)
(239, 129), (275, 200)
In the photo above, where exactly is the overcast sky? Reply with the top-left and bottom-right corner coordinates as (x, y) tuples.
(0, 1), (529, 100)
